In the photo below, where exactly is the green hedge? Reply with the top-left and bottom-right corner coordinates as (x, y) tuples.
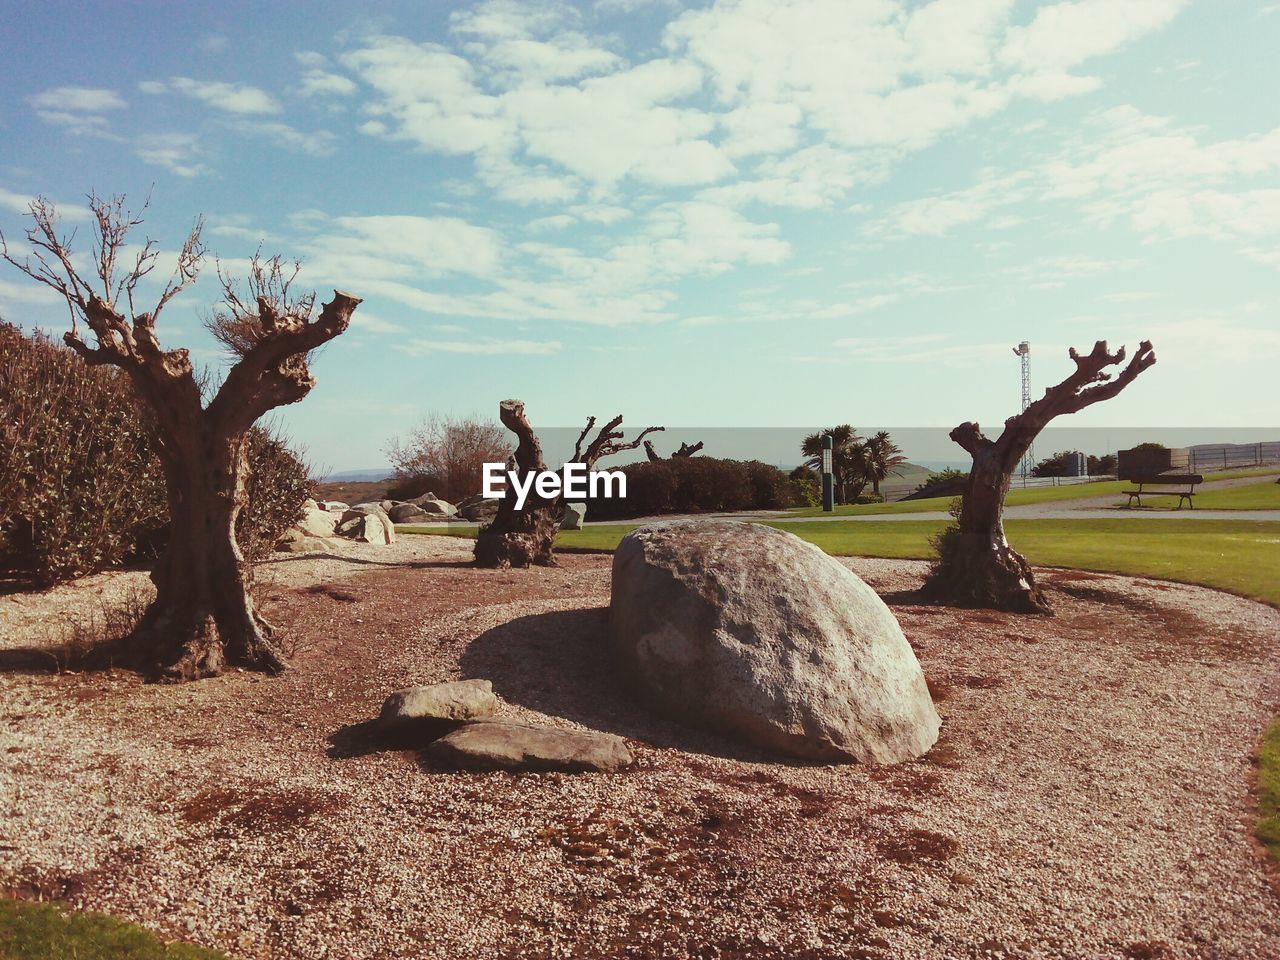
(583, 457), (797, 520)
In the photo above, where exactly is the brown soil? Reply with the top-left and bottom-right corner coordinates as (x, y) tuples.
(1, 537), (1278, 959)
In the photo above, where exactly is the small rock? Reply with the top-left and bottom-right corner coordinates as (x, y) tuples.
(561, 502), (587, 530)
(380, 680), (499, 725)
(426, 721), (633, 773)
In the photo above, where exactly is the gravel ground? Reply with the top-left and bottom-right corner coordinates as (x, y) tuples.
(1, 536), (1278, 959)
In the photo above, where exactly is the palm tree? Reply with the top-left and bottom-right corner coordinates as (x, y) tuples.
(862, 430), (908, 497)
(800, 425), (865, 504)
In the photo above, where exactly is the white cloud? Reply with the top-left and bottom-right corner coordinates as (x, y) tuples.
(136, 133), (213, 178)
(298, 214), (505, 285)
(299, 71), (358, 97)
(870, 171), (1030, 236)
(0, 277), (65, 307)
(28, 86), (126, 135)
(349, 311), (408, 334)
(337, 0), (1186, 215)
(163, 77), (282, 114)
(403, 337), (563, 355)
(229, 120), (337, 156)
(29, 87), (125, 112)
(295, 52), (358, 97)
(1000, 0), (1186, 72)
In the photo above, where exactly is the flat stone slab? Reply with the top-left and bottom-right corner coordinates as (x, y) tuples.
(426, 721), (633, 773)
(380, 680), (498, 725)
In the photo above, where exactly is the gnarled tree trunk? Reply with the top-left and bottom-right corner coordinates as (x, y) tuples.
(923, 426), (1047, 613)
(474, 401), (560, 568)
(475, 400), (661, 569)
(922, 340), (1156, 614)
(129, 425), (282, 678)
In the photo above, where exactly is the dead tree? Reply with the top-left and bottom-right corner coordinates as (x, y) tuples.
(0, 195), (360, 679)
(644, 439), (704, 461)
(474, 400), (662, 568)
(921, 340), (1156, 614)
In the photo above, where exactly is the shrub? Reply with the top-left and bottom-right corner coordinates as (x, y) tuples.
(0, 323), (166, 583)
(0, 322), (311, 583)
(386, 413), (510, 502)
(790, 477), (820, 507)
(907, 468), (968, 500)
(238, 429), (313, 561)
(584, 457), (796, 520)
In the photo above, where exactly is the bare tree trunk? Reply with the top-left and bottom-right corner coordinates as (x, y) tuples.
(126, 427), (284, 679)
(922, 341), (1156, 614)
(475, 400), (661, 569)
(474, 401), (560, 568)
(922, 432), (1048, 613)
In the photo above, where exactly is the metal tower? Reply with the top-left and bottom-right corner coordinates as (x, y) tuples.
(1012, 341), (1032, 478)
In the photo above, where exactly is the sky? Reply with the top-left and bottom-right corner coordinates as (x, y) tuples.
(1, 0), (1277, 472)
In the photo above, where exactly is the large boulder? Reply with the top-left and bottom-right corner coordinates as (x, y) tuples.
(380, 680), (499, 726)
(337, 511), (395, 544)
(457, 495), (500, 523)
(416, 499), (458, 518)
(341, 502), (390, 523)
(561, 501), (587, 530)
(296, 503), (337, 538)
(608, 520), (940, 764)
(426, 721), (633, 773)
(388, 502), (432, 524)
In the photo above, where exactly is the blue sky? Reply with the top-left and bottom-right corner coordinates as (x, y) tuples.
(1, 0), (1277, 472)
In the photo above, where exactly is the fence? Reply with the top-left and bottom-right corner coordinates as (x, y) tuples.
(1182, 442), (1280, 473)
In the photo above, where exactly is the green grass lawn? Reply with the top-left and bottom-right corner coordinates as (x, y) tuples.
(0, 900), (226, 959)
(405, 518), (1280, 606)
(1187, 478), (1280, 511)
(1258, 718), (1280, 868)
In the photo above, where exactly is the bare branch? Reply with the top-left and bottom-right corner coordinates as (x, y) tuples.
(208, 288), (362, 435)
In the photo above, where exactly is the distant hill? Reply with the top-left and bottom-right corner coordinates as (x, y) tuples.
(323, 468), (393, 482)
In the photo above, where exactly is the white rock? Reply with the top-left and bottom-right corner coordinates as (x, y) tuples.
(561, 502), (587, 530)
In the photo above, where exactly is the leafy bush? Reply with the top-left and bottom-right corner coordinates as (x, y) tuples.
(0, 323), (166, 583)
(906, 468), (968, 500)
(238, 430), (312, 561)
(584, 457), (797, 520)
(0, 322), (311, 583)
(386, 413), (509, 502)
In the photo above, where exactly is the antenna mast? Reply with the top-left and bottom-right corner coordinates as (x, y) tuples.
(1012, 341), (1032, 478)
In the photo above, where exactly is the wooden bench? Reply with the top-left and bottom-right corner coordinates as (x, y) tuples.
(1123, 473), (1202, 509)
